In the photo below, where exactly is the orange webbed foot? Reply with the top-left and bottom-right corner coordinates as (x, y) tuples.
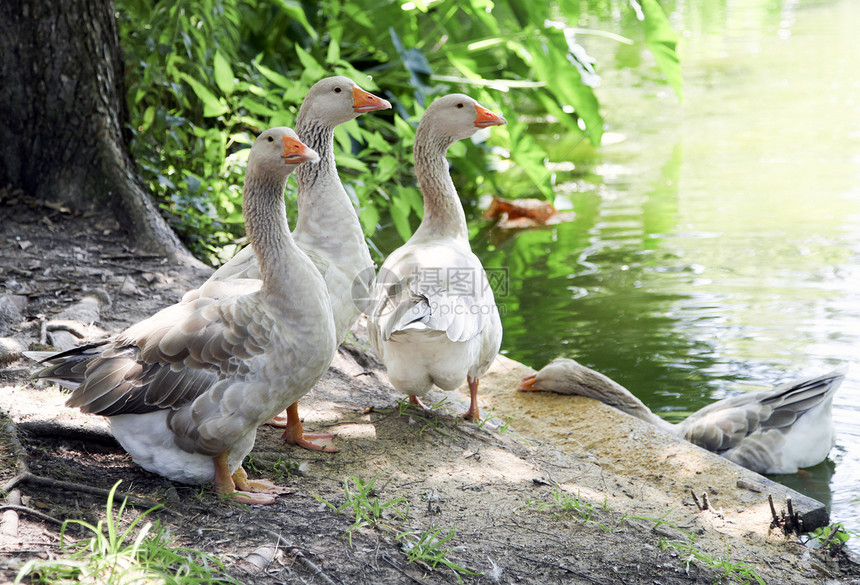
(290, 432), (339, 453)
(266, 411), (289, 428)
(231, 466), (294, 502)
(229, 491), (279, 505)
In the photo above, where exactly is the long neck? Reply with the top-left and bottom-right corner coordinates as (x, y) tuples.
(295, 110), (337, 203)
(411, 129), (469, 245)
(567, 367), (675, 432)
(242, 167), (299, 297)
(292, 113), (368, 262)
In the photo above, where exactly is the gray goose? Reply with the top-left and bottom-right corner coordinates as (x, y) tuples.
(368, 94), (505, 421)
(519, 358), (845, 474)
(30, 128), (335, 504)
(194, 76), (391, 451)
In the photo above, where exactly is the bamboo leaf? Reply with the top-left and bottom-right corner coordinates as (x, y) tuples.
(254, 62), (293, 90)
(273, 0), (317, 40)
(295, 45), (327, 81)
(390, 202), (413, 242)
(327, 26), (342, 63)
(213, 51), (235, 96)
(178, 73), (229, 117)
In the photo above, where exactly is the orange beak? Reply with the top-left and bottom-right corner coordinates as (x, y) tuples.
(353, 86), (392, 113)
(474, 103), (507, 128)
(281, 135), (319, 164)
(517, 373), (541, 392)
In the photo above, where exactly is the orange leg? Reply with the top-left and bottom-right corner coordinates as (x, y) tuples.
(409, 395), (427, 409)
(280, 402), (339, 453)
(462, 377), (480, 421)
(213, 452), (278, 505)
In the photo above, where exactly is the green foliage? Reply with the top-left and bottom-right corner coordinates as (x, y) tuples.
(621, 513), (765, 585)
(116, 0), (682, 262)
(527, 485), (611, 530)
(396, 526), (480, 584)
(15, 481), (240, 584)
(807, 522), (855, 554)
(315, 473), (477, 582)
(314, 472), (410, 545)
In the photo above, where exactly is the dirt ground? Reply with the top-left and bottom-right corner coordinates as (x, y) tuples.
(2, 197), (860, 585)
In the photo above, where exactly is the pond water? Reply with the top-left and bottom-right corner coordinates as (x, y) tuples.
(473, 0), (860, 545)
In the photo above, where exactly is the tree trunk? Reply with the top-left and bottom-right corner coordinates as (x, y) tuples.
(0, 0), (203, 267)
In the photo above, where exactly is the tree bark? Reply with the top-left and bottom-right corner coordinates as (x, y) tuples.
(0, 0), (203, 267)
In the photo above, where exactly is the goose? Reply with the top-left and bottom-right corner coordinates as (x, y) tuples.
(367, 94), (505, 420)
(195, 76), (391, 452)
(29, 128), (336, 504)
(518, 358), (846, 474)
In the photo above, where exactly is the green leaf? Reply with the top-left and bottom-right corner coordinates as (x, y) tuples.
(390, 202), (413, 242)
(178, 73), (229, 118)
(140, 106), (156, 132)
(334, 152), (369, 172)
(376, 155), (399, 182)
(274, 0), (317, 40)
(327, 26), (342, 64)
(401, 186), (424, 219)
(240, 96), (278, 117)
(359, 201), (380, 237)
(254, 62), (293, 90)
(295, 46), (327, 81)
(637, 0), (683, 99)
(213, 51), (235, 96)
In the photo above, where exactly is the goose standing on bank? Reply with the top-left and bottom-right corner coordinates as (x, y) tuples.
(518, 358), (846, 474)
(30, 128), (335, 504)
(196, 76), (391, 451)
(368, 95), (505, 420)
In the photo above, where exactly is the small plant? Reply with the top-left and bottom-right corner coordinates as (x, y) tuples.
(806, 522), (855, 556)
(270, 457), (300, 480)
(527, 486), (610, 530)
(15, 480), (240, 584)
(244, 454), (299, 482)
(475, 407), (496, 430)
(622, 513), (765, 585)
(396, 525), (480, 584)
(389, 398), (456, 439)
(314, 472), (409, 545)
(476, 408), (530, 444)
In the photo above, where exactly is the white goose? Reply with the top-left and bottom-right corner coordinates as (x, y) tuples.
(368, 95), (505, 420)
(30, 128), (335, 504)
(195, 77), (390, 451)
(518, 358), (846, 474)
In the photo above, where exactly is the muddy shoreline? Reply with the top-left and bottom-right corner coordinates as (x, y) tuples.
(2, 202), (858, 584)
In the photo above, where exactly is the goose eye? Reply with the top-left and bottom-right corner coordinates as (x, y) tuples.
(267, 135), (274, 142)
(334, 87), (342, 93)
(456, 103), (464, 108)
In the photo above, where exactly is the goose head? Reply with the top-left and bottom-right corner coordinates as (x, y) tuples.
(517, 358), (583, 393)
(300, 76), (391, 127)
(418, 94), (507, 145)
(250, 127), (319, 176)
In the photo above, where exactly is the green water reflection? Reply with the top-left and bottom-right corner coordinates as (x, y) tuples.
(372, 0), (860, 545)
(471, 0), (860, 541)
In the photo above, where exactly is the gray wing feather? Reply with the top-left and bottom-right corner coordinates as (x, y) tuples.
(679, 370), (845, 452)
(34, 295), (269, 420)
